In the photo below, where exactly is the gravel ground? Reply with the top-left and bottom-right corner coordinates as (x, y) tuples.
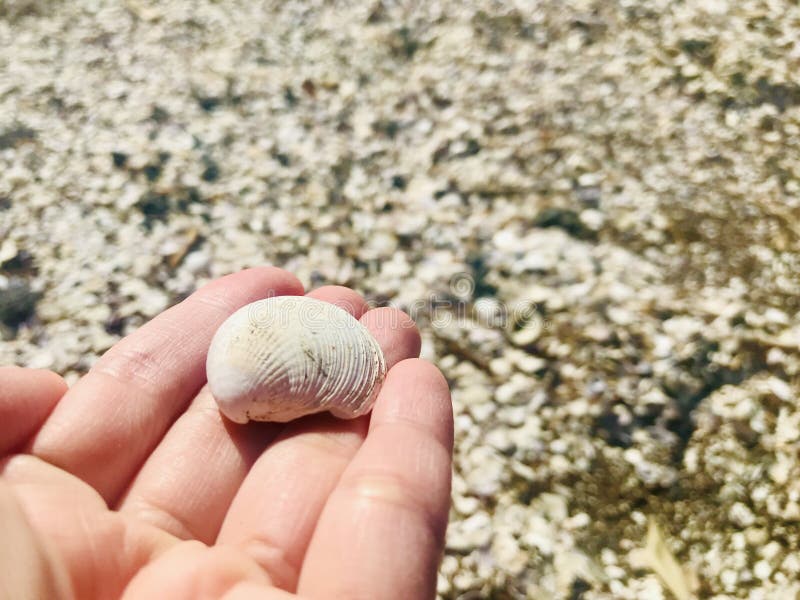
(2, 1), (800, 598)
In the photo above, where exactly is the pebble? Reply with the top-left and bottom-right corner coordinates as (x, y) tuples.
(0, 277), (39, 328)
(753, 560), (772, 580)
(465, 447), (506, 496)
(745, 528), (769, 547)
(729, 502), (757, 528)
(447, 511), (493, 552)
(720, 569), (738, 590)
(452, 494), (480, 516)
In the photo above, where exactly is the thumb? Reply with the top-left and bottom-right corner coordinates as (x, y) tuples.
(0, 480), (70, 599)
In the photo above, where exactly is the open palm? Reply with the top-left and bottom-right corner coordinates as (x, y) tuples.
(0, 268), (453, 599)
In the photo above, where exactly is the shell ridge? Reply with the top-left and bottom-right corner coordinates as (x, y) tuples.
(316, 316), (354, 410)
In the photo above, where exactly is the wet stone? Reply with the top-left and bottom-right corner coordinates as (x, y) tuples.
(0, 278), (39, 328)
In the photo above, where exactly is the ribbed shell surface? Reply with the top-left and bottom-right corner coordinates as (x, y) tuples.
(206, 295), (386, 423)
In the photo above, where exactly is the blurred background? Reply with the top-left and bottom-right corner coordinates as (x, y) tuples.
(2, 1), (799, 597)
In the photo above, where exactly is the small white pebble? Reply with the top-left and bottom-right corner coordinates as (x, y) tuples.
(564, 512), (591, 529)
(730, 502), (756, 528)
(720, 568), (738, 590)
(753, 560), (772, 580)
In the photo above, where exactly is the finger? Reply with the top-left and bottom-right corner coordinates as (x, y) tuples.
(1, 453), (174, 600)
(0, 367), (67, 455)
(30, 267), (304, 503)
(216, 309), (421, 590)
(122, 540), (305, 600)
(223, 582), (298, 600)
(297, 359), (453, 600)
(117, 388), (284, 542)
(0, 480), (69, 599)
(216, 413), (366, 589)
(121, 541), (271, 600)
(118, 287), (372, 545)
(359, 307), (422, 369)
(301, 285), (370, 319)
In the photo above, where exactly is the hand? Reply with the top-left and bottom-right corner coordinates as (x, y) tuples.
(0, 268), (453, 599)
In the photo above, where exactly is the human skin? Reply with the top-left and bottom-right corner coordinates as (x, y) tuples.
(0, 267), (453, 599)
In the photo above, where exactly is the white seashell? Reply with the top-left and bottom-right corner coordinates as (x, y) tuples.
(506, 306), (544, 347)
(206, 296), (386, 423)
(509, 318), (543, 347)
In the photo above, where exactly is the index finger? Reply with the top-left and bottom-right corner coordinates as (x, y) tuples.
(0, 367), (67, 455)
(30, 267), (304, 502)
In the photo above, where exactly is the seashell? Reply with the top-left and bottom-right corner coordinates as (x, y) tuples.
(206, 295), (386, 423)
(508, 317), (543, 347)
(506, 304), (544, 347)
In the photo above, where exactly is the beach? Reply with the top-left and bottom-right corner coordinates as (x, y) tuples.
(2, 1), (800, 596)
